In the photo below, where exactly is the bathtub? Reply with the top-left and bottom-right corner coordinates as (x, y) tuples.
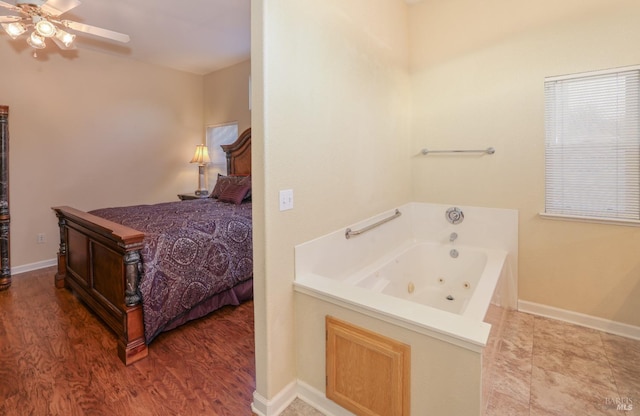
(294, 202), (518, 349)
(293, 202), (517, 415)
(345, 242), (508, 319)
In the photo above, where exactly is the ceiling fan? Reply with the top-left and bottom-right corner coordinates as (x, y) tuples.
(0, 0), (129, 55)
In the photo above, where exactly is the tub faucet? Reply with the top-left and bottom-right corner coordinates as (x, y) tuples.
(449, 232), (458, 243)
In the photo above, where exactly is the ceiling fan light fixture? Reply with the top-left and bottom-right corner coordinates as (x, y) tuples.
(34, 18), (55, 38)
(1, 22), (27, 39)
(0, 0), (129, 55)
(54, 28), (74, 47)
(27, 31), (45, 49)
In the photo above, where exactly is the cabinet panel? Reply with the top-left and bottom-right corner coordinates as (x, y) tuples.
(326, 316), (411, 416)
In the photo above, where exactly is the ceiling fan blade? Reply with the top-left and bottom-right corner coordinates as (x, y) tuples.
(0, 1), (20, 13)
(40, 0), (80, 16)
(62, 20), (130, 43)
(0, 15), (21, 23)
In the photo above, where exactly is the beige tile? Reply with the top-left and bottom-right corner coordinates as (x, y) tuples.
(502, 311), (535, 350)
(532, 344), (617, 391)
(483, 305), (507, 366)
(529, 403), (563, 416)
(484, 304), (508, 327)
(530, 365), (621, 416)
(488, 345), (532, 404)
(533, 316), (603, 353)
(484, 389), (530, 416)
(530, 317), (624, 396)
(280, 398), (326, 416)
(601, 332), (640, 401)
(482, 358), (496, 406)
(601, 332), (640, 360)
(488, 314), (640, 416)
(497, 337), (534, 365)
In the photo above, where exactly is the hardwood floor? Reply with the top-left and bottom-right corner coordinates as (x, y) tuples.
(0, 267), (256, 416)
(6, 267), (638, 416)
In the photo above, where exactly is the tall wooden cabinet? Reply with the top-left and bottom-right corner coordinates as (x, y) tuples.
(0, 105), (10, 291)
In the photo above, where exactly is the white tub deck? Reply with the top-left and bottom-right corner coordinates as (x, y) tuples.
(294, 202), (518, 351)
(294, 244), (507, 351)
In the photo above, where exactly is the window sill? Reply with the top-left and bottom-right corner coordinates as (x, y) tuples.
(538, 212), (640, 227)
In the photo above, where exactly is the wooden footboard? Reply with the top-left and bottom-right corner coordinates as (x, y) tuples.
(53, 206), (148, 365)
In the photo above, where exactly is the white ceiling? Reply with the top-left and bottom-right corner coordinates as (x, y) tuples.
(2, 1), (428, 75)
(3, 0), (251, 75)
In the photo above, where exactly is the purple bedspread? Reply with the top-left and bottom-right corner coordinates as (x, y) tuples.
(90, 198), (252, 343)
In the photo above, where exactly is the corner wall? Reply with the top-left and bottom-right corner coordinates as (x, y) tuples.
(0, 41), (203, 269)
(409, 0), (640, 327)
(253, 0), (411, 403)
(204, 59), (251, 133)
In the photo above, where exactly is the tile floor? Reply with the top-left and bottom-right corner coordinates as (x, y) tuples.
(482, 306), (639, 416)
(282, 307), (640, 415)
(281, 399), (325, 416)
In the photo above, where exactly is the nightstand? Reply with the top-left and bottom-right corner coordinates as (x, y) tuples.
(178, 193), (208, 201)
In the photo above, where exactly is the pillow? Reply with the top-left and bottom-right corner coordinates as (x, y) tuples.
(211, 174), (251, 200)
(218, 183), (251, 205)
(239, 175), (251, 200)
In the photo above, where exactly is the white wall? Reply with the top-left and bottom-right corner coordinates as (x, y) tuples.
(0, 40), (203, 269)
(254, 0), (640, 410)
(409, 0), (640, 327)
(203, 59), (252, 186)
(204, 59), (251, 133)
(253, 0), (411, 401)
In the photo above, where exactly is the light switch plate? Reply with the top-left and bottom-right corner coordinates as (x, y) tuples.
(279, 189), (294, 211)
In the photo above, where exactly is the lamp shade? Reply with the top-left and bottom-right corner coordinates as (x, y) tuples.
(190, 144), (210, 165)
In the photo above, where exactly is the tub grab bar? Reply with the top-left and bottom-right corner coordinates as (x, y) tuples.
(345, 209), (401, 239)
(420, 147), (495, 155)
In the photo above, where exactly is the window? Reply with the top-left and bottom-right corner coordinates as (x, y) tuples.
(544, 67), (640, 223)
(206, 122), (239, 176)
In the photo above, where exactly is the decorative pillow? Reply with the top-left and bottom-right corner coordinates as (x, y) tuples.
(239, 175), (251, 200)
(218, 183), (251, 205)
(211, 174), (251, 200)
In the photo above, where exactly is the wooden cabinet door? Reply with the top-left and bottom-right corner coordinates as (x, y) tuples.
(326, 316), (411, 416)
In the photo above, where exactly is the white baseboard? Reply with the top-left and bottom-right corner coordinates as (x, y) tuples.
(296, 381), (355, 416)
(11, 258), (57, 276)
(518, 300), (640, 341)
(252, 380), (355, 416)
(251, 381), (297, 416)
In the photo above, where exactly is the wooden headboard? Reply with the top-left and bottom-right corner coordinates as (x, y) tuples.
(222, 127), (251, 176)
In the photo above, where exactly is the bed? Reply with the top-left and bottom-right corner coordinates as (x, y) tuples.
(53, 128), (252, 365)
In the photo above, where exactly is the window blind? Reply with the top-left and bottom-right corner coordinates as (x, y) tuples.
(544, 68), (640, 221)
(206, 122), (239, 166)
